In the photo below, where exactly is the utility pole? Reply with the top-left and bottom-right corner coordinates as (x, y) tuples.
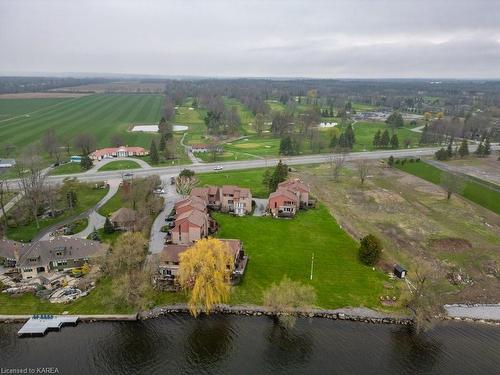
(310, 253), (315, 280)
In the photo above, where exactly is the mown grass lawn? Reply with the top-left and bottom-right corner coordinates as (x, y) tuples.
(6, 184), (108, 242)
(0, 97), (71, 120)
(49, 162), (84, 175)
(98, 187), (130, 216)
(396, 161), (500, 214)
(98, 160), (142, 171)
(214, 206), (391, 309)
(196, 168), (269, 198)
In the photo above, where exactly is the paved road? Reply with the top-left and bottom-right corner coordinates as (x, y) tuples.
(180, 132), (201, 165)
(0, 192), (22, 219)
(87, 157), (152, 173)
(149, 178), (179, 254)
(72, 179), (121, 238)
(42, 147), (447, 184)
(425, 158), (500, 187)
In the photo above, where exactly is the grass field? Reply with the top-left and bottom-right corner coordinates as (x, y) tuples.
(346, 122), (421, 151)
(0, 97), (72, 121)
(98, 160), (142, 171)
(7, 184), (109, 242)
(196, 168), (270, 198)
(49, 162), (83, 175)
(215, 206), (392, 309)
(0, 94), (164, 155)
(396, 161), (500, 214)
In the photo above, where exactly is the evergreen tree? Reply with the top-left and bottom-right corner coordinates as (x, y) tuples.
(330, 134), (338, 149)
(458, 139), (469, 158)
(386, 111), (404, 129)
(435, 148), (449, 161)
(373, 130), (381, 148)
(475, 141), (485, 157)
(388, 155), (394, 167)
(104, 217), (115, 234)
(358, 234), (383, 266)
(269, 160), (288, 192)
(338, 132), (347, 148)
(150, 139), (159, 164)
(345, 124), (355, 148)
(279, 135), (293, 155)
(484, 137), (491, 155)
(80, 155), (93, 170)
(419, 124), (429, 145)
(380, 129), (390, 147)
(158, 134), (166, 152)
(390, 133), (399, 149)
(446, 137), (454, 158)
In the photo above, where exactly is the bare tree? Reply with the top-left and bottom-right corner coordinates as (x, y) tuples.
(15, 148), (47, 229)
(0, 175), (12, 235)
(41, 129), (58, 160)
(440, 173), (464, 200)
(329, 150), (347, 182)
(74, 133), (96, 156)
(175, 176), (198, 197)
(355, 159), (371, 185)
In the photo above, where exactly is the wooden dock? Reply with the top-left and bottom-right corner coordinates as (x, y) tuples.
(18, 315), (79, 337)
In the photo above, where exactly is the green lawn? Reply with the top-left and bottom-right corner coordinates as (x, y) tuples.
(0, 97), (72, 121)
(6, 184), (109, 242)
(396, 161), (500, 214)
(0, 94), (164, 156)
(98, 187), (130, 216)
(196, 167), (269, 198)
(98, 160), (142, 171)
(71, 218), (88, 234)
(223, 97), (255, 134)
(215, 206), (392, 309)
(49, 162), (83, 175)
(346, 121), (421, 151)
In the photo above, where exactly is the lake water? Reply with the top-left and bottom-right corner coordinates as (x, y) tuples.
(1, 315), (499, 374)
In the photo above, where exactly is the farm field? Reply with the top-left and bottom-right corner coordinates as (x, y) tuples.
(396, 160), (500, 214)
(0, 94), (164, 156)
(0, 97), (72, 121)
(215, 205), (395, 309)
(98, 160), (142, 171)
(299, 162), (500, 303)
(52, 81), (166, 93)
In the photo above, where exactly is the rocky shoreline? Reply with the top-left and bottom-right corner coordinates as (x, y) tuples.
(140, 304), (414, 326)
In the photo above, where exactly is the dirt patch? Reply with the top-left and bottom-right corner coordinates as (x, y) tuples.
(429, 238), (472, 252)
(365, 189), (405, 204)
(0, 92), (89, 99)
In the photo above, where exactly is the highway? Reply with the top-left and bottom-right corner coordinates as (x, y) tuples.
(45, 147), (443, 184)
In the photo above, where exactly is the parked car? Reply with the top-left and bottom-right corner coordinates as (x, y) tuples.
(170, 177), (176, 185)
(154, 188), (165, 194)
(214, 165), (223, 170)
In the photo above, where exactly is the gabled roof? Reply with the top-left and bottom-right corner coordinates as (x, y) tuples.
(221, 185), (251, 198)
(17, 237), (108, 268)
(278, 179), (310, 193)
(269, 189), (298, 202)
(175, 209), (207, 228)
(190, 187), (209, 202)
(90, 146), (147, 158)
(160, 244), (189, 263)
(0, 239), (28, 260)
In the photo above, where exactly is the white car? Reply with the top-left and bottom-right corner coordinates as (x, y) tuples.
(214, 165), (223, 170)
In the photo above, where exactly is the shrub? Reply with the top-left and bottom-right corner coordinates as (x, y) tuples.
(359, 234), (383, 266)
(179, 169), (195, 178)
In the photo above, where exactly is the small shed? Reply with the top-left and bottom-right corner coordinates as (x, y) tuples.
(393, 264), (407, 279)
(70, 156), (82, 163)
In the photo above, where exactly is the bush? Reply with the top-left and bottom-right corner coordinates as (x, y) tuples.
(359, 234), (383, 266)
(395, 159), (400, 164)
(179, 169), (195, 178)
(401, 159), (407, 165)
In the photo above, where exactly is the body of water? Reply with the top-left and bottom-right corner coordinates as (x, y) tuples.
(1, 315), (499, 374)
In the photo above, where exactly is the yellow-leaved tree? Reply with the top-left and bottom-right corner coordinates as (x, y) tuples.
(178, 238), (234, 317)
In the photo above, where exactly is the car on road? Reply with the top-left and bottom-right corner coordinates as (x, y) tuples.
(154, 188), (165, 194)
(214, 165), (223, 170)
(123, 172), (134, 177)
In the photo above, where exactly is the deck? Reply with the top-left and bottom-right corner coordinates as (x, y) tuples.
(17, 315), (79, 336)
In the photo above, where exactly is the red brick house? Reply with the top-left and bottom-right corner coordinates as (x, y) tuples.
(277, 179), (311, 208)
(90, 146), (148, 160)
(268, 189), (298, 217)
(220, 185), (252, 216)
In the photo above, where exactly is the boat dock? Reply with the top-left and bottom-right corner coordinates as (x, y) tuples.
(17, 314), (79, 337)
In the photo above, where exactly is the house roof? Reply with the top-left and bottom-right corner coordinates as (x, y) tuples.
(160, 244), (189, 263)
(221, 185), (251, 198)
(17, 237), (108, 268)
(278, 179), (310, 193)
(191, 144), (209, 149)
(110, 207), (137, 223)
(90, 146), (147, 158)
(190, 187), (209, 202)
(175, 209), (207, 228)
(175, 197), (206, 213)
(269, 189), (298, 202)
(0, 239), (28, 260)
(160, 239), (241, 264)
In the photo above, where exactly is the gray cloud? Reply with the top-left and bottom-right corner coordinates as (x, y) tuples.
(0, 0), (499, 78)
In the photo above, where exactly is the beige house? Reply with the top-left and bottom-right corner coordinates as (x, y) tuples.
(220, 185), (252, 216)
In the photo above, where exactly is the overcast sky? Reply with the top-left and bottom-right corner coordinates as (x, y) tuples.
(1, 0), (499, 78)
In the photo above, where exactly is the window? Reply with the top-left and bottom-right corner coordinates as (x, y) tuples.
(28, 258), (38, 262)
(23, 268), (33, 272)
(166, 270), (172, 276)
